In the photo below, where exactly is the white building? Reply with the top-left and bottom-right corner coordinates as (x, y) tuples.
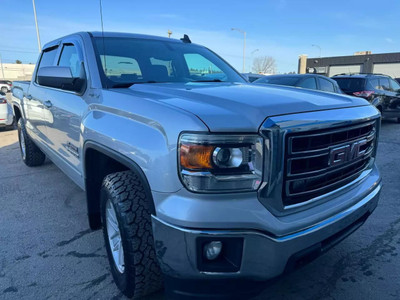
(0, 63), (36, 81)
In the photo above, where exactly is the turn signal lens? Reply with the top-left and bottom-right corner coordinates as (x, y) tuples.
(180, 144), (215, 170)
(178, 133), (264, 193)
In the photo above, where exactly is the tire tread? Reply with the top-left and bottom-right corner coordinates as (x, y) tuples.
(101, 171), (163, 299)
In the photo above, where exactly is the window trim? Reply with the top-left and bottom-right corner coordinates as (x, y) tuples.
(34, 45), (59, 84)
(34, 38), (88, 95)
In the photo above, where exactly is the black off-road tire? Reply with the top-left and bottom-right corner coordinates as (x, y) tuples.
(17, 118), (45, 167)
(100, 171), (163, 299)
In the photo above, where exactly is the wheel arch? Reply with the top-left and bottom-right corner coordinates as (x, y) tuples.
(83, 141), (156, 230)
(13, 104), (22, 122)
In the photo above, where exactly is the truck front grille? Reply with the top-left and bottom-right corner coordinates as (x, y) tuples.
(283, 121), (376, 206)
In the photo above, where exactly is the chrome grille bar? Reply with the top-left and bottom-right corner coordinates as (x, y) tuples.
(283, 121), (376, 206)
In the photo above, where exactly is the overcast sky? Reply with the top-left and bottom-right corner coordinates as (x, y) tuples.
(1, 0), (399, 73)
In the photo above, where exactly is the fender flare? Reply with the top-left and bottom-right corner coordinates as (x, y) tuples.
(83, 141), (157, 228)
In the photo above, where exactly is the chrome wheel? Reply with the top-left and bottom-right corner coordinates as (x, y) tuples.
(19, 129), (26, 160)
(106, 198), (125, 273)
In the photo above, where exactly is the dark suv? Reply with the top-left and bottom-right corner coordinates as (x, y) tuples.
(333, 74), (400, 123)
(254, 74), (343, 94)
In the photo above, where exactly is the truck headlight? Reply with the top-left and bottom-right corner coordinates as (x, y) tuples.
(178, 133), (263, 192)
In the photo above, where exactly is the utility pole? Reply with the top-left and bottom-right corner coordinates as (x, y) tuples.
(0, 54), (5, 79)
(32, 0), (42, 52)
(167, 30), (172, 38)
(231, 28), (246, 72)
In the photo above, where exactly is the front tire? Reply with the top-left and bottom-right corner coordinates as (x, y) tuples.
(17, 118), (45, 166)
(1, 87), (7, 93)
(100, 171), (163, 299)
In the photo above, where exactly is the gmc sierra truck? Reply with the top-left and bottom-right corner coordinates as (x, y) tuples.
(12, 32), (382, 299)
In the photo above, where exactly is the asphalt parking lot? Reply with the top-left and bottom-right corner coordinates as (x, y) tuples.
(0, 118), (399, 300)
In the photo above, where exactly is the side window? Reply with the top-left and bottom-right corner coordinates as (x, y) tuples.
(58, 44), (81, 77)
(319, 78), (335, 92)
(298, 78), (317, 89)
(36, 46), (58, 83)
(379, 78), (390, 91)
(368, 78), (380, 90)
(390, 79), (400, 92)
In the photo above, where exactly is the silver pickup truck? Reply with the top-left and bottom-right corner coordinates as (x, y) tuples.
(12, 32), (382, 299)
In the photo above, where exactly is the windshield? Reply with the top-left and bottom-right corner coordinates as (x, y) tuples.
(93, 37), (245, 87)
(332, 78), (366, 92)
(254, 76), (300, 86)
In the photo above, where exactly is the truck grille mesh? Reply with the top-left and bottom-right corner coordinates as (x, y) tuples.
(283, 121), (376, 206)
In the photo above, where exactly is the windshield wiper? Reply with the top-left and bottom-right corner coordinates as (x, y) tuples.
(111, 81), (159, 88)
(190, 79), (223, 82)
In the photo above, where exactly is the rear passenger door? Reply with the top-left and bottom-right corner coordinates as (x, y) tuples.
(25, 45), (59, 145)
(43, 38), (89, 183)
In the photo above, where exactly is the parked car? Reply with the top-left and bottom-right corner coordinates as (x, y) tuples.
(0, 91), (14, 129)
(12, 32), (381, 299)
(332, 74), (400, 123)
(0, 80), (12, 93)
(242, 72), (265, 82)
(254, 74), (343, 94)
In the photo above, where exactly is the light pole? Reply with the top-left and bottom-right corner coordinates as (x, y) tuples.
(312, 44), (321, 58)
(250, 49), (259, 72)
(0, 54), (5, 79)
(32, 0), (41, 52)
(231, 28), (246, 72)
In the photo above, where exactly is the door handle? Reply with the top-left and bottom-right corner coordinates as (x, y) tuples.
(43, 100), (53, 108)
(26, 94), (32, 100)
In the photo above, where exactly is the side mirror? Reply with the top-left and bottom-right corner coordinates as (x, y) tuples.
(37, 66), (85, 93)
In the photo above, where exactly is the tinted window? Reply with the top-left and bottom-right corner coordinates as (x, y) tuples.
(94, 37), (245, 87)
(58, 44), (81, 77)
(333, 78), (366, 92)
(319, 78), (335, 92)
(298, 78), (317, 90)
(379, 78), (390, 91)
(38, 47), (58, 69)
(36, 46), (58, 83)
(254, 76), (299, 86)
(368, 78), (380, 90)
(390, 79), (400, 91)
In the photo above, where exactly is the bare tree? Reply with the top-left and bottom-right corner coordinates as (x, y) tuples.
(252, 56), (276, 74)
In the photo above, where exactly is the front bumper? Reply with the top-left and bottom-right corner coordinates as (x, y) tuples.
(152, 182), (381, 282)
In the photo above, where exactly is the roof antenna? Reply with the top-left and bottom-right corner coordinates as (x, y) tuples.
(181, 34), (191, 43)
(99, 0), (108, 88)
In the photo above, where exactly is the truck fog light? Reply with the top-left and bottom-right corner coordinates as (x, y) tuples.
(204, 241), (223, 260)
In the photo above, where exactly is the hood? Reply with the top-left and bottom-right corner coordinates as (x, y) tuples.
(113, 82), (370, 132)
